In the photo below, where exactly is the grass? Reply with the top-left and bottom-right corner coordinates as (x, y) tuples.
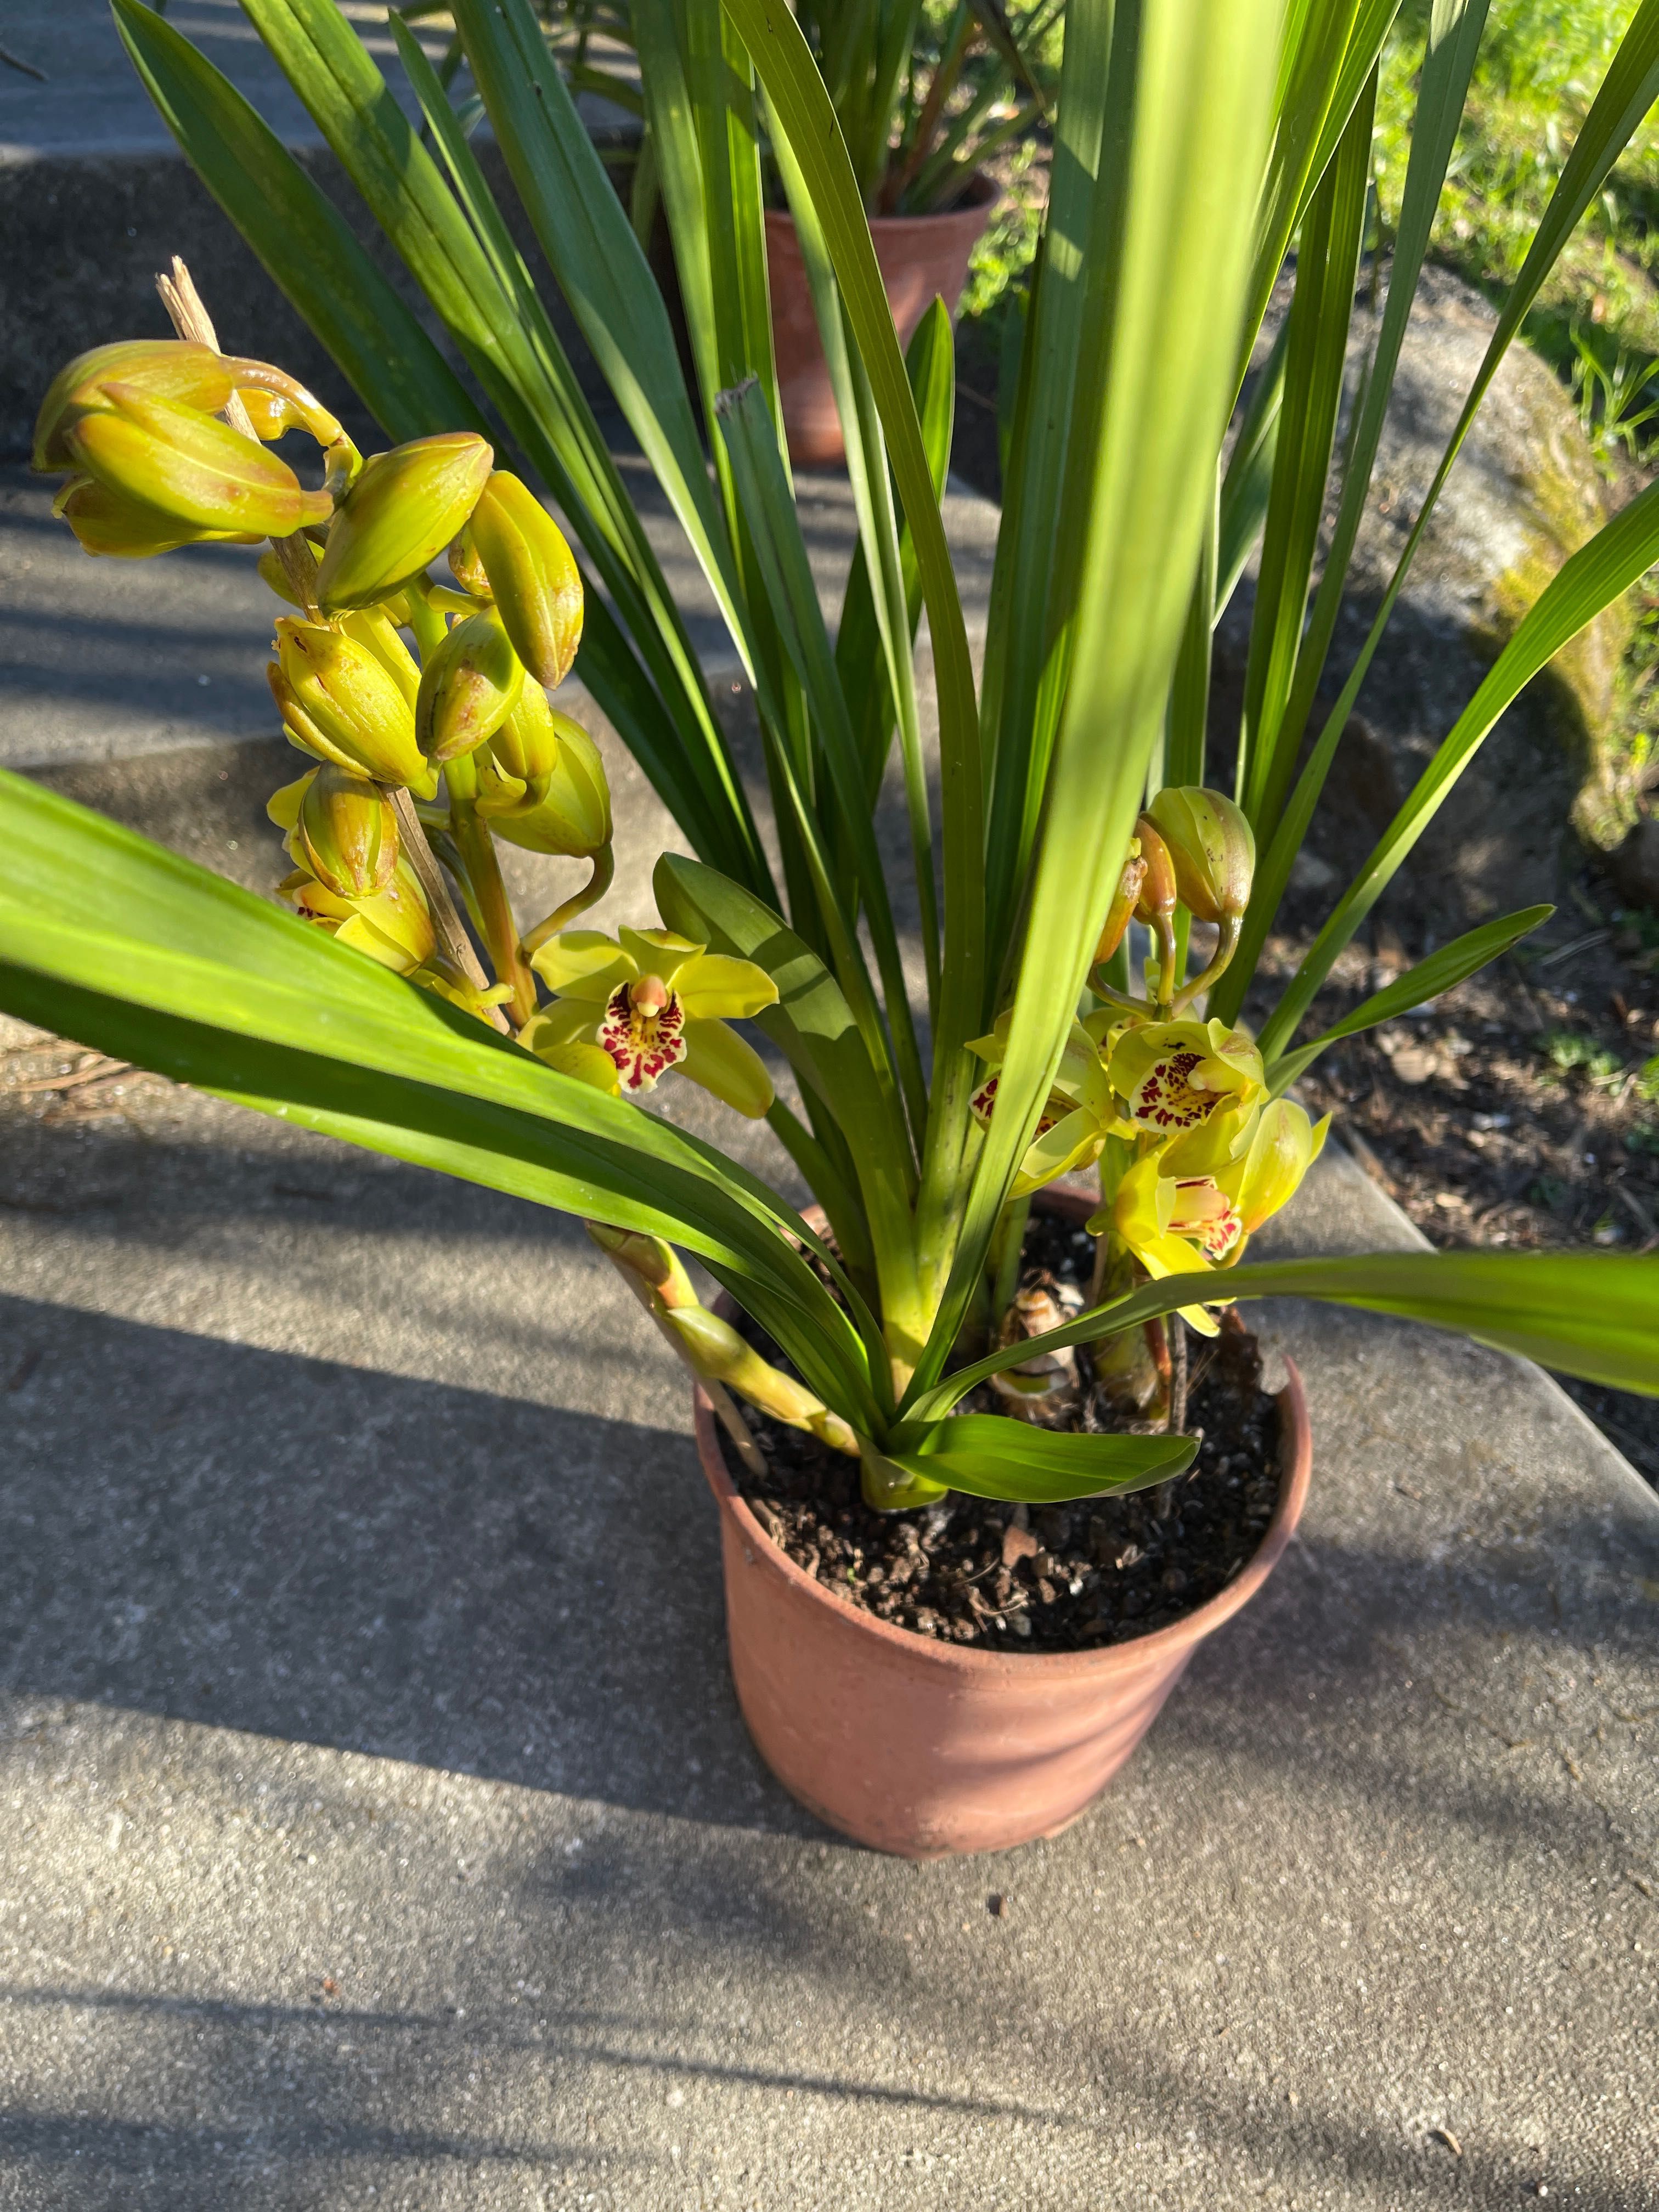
(1376, 0), (1659, 447)
(959, 0), (1659, 452)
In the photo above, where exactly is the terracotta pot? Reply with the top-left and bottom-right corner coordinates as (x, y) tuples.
(695, 1195), (1312, 1858)
(765, 173), (998, 467)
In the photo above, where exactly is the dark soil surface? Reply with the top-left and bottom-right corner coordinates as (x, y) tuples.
(1246, 865), (1659, 1488)
(719, 1213), (1283, 1654)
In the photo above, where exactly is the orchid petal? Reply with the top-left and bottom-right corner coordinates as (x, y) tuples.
(676, 951), (781, 1021)
(529, 929), (636, 1000)
(681, 1017), (774, 1119)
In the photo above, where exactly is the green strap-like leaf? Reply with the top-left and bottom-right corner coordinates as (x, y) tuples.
(1220, 0), (1659, 1026)
(713, 378), (931, 1144)
(911, 1250), (1659, 1422)
(0, 772), (879, 1426)
(770, 112), (940, 1016)
(1238, 66), (1375, 835)
(913, 0), (1286, 1396)
(1263, 905), (1552, 1093)
(881, 1418), (1198, 1505)
(720, 0), (985, 1088)
(449, 0), (755, 676)
(654, 851), (923, 1346)
(388, 14), (771, 896)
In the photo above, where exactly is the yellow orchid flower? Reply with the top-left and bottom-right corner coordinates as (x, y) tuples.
(1107, 1017), (1264, 1142)
(522, 926), (779, 1118)
(968, 1017), (1122, 1194)
(1216, 1097), (1331, 1249)
(1099, 1150), (1244, 1335)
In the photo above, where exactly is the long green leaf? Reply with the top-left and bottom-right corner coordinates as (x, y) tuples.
(1260, 475), (1659, 1061)
(769, 110), (939, 1016)
(1244, 0), (1401, 373)
(1259, 0), (1493, 812)
(1215, 315), (1287, 619)
(1238, 66), (1374, 833)
(449, 0), (756, 676)
(1263, 905), (1551, 1093)
(654, 851), (922, 1347)
(912, 1251), (1659, 1421)
(912, 0), (1286, 1398)
(713, 378), (930, 1143)
(720, 0), (985, 1086)
(881, 1418), (1198, 1504)
(979, 0), (1112, 957)
(0, 774), (879, 1427)
(388, 14), (770, 894)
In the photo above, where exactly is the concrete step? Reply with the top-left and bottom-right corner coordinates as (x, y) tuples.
(1, 1), (641, 458)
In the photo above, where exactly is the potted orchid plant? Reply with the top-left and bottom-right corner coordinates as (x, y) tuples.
(5, 0), (1659, 1857)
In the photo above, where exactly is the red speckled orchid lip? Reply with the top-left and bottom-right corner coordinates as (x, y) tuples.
(1129, 1047), (1215, 1131)
(1171, 1177), (1243, 1259)
(597, 977), (687, 1093)
(969, 1073), (1064, 1139)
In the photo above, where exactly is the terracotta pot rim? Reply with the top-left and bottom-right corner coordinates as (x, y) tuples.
(763, 168), (1000, 238)
(695, 1353), (1310, 1685)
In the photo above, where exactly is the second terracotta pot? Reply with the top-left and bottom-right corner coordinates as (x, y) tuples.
(696, 1198), (1312, 1858)
(765, 173), (998, 467)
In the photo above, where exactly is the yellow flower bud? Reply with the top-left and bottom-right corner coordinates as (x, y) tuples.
(416, 608), (526, 767)
(52, 474), (248, 559)
(283, 853), (436, 975)
(60, 384), (332, 540)
(447, 522), (492, 599)
(33, 340), (234, 471)
(466, 470), (584, 689)
(273, 617), (428, 788)
(482, 712), (611, 855)
(1133, 816), (1178, 927)
(1095, 842), (1148, 967)
(1147, 786), (1255, 924)
(313, 432), (494, 613)
(338, 607), (421, 708)
(484, 678), (562, 790)
(295, 764), (398, 898)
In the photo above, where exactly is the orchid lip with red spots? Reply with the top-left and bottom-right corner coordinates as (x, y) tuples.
(596, 977), (687, 1094)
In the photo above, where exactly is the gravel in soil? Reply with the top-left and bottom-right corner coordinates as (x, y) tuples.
(719, 1213), (1283, 1655)
(1248, 865), (1659, 1489)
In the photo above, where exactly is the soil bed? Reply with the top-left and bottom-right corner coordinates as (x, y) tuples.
(1245, 863), (1659, 1489)
(718, 1212), (1282, 1655)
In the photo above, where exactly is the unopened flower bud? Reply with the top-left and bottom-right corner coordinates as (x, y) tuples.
(481, 711), (611, 855)
(273, 616), (428, 788)
(447, 523), (492, 599)
(282, 853), (436, 975)
(415, 608), (526, 766)
(313, 432), (494, 613)
(1095, 842), (1148, 967)
(61, 383), (332, 540)
(296, 764), (398, 898)
(53, 474), (240, 558)
(485, 679), (562, 792)
(338, 607), (421, 708)
(1147, 786), (1255, 924)
(1133, 815), (1178, 926)
(33, 340), (235, 471)
(465, 470), (584, 689)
